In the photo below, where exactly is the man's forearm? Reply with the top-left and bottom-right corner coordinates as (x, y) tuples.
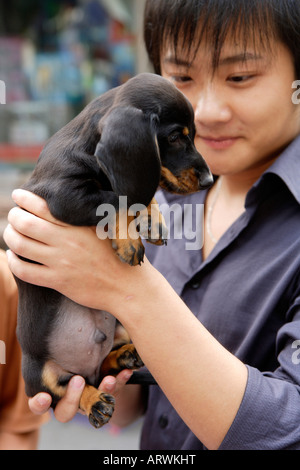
(113, 267), (248, 450)
(0, 430), (39, 450)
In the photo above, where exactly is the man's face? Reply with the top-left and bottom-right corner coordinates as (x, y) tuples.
(160, 37), (300, 179)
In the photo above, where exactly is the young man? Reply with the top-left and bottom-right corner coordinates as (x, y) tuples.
(4, 0), (300, 449)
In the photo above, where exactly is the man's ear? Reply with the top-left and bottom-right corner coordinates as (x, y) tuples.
(95, 106), (161, 207)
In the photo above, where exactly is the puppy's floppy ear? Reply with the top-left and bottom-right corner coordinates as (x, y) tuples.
(95, 106), (161, 207)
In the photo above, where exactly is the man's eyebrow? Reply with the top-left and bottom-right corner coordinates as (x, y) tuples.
(162, 56), (193, 68)
(163, 52), (264, 68)
(219, 52), (264, 65)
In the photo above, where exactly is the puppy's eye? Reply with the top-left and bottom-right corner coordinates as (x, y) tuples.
(168, 132), (180, 144)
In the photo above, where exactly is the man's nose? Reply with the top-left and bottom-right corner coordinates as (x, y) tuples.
(194, 86), (232, 127)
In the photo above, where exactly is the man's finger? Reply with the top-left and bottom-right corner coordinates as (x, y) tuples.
(99, 370), (133, 396)
(28, 393), (52, 415)
(7, 207), (57, 245)
(11, 189), (66, 225)
(5, 249), (52, 286)
(53, 376), (85, 423)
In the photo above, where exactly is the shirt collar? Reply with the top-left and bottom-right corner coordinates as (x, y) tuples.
(248, 134), (300, 206)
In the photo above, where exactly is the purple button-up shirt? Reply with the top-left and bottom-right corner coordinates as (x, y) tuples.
(140, 135), (300, 450)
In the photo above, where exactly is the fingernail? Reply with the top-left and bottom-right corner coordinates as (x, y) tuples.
(123, 370), (133, 381)
(103, 378), (116, 392)
(11, 189), (21, 201)
(37, 393), (51, 407)
(70, 376), (85, 389)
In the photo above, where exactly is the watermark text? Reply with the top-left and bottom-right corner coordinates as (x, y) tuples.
(0, 80), (5, 104)
(292, 340), (300, 365)
(292, 80), (300, 105)
(0, 341), (6, 364)
(95, 196), (204, 251)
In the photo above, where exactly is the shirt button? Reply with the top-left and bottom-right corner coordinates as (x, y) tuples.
(190, 281), (200, 289)
(158, 414), (168, 429)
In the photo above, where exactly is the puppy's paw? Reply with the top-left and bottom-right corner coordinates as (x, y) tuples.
(80, 385), (115, 429)
(137, 207), (168, 246)
(116, 344), (144, 370)
(112, 238), (145, 266)
(146, 216), (168, 246)
(88, 393), (115, 429)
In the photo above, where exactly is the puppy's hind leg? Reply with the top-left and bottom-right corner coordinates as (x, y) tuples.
(100, 320), (143, 378)
(42, 360), (115, 429)
(41, 360), (74, 402)
(100, 343), (143, 377)
(79, 384), (115, 429)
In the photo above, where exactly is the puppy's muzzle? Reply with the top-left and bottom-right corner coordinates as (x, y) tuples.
(195, 168), (214, 190)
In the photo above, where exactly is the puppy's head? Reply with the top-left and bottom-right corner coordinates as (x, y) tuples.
(95, 73), (213, 207)
(118, 73), (213, 194)
(156, 120), (213, 194)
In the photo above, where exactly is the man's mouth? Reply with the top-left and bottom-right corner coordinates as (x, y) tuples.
(199, 135), (239, 150)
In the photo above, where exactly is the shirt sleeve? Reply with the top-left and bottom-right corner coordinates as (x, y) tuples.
(219, 299), (300, 450)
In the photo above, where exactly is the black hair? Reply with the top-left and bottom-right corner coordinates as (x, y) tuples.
(144, 0), (300, 78)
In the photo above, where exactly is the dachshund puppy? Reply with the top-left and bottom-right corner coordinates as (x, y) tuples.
(15, 73), (213, 428)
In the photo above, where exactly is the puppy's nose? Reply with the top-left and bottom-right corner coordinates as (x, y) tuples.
(196, 168), (214, 190)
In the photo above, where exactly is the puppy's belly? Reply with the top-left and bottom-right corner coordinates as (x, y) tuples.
(48, 296), (116, 385)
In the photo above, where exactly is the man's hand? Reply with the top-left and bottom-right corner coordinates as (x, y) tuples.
(28, 370), (133, 424)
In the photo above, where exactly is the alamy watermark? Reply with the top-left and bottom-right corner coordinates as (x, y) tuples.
(0, 341), (6, 364)
(291, 340), (300, 365)
(0, 80), (6, 104)
(95, 196), (204, 250)
(292, 80), (300, 105)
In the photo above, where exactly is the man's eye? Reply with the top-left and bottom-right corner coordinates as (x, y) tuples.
(171, 76), (192, 84)
(228, 75), (254, 83)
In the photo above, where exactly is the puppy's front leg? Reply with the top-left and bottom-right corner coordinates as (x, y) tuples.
(136, 198), (168, 246)
(109, 209), (145, 266)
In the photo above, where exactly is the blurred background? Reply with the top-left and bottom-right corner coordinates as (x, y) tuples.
(0, 0), (149, 249)
(0, 0), (149, 449)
